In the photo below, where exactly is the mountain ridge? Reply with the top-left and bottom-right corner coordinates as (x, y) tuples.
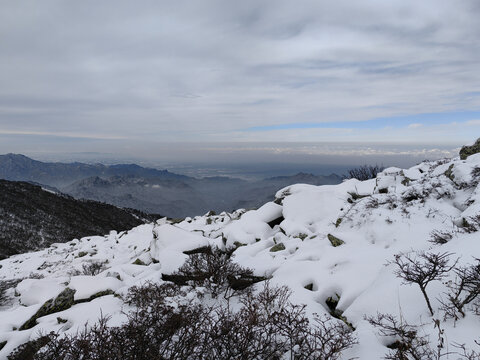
(0, 154), (343, 217)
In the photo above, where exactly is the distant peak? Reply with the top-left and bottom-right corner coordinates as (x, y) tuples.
(3, 153), (29, 158)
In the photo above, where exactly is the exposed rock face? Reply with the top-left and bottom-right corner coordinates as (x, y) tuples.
(460, 138), (480, 160)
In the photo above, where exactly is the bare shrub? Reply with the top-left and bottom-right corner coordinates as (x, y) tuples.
(346, 164), (384, 181)
(454, 340), (480, 360)
(125, 281), (181, 309)
(391, 251), (456, 316)
(0, 281), (7, 305)
(7, 334), (52, 360)
(365, 198), (379, 209)
(460, 215), (480, 234)
(439, 258), (480, 321)
(429, 230), (454, 245)
(10, 282), (356, 360)
(81, 261), (107, 276)
(163, 248), (264, 299)
(366, 313), (438, 359)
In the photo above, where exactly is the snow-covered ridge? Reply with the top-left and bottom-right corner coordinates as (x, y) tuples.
(1, 154), (480, 358)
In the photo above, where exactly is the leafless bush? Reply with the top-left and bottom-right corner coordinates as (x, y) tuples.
(301, 317), (357, 360)
(439, 259), (480, 321)
(346, 164), (384, 181)
(125, 281), (181, 308)
(365, 198), (379, 209)
(454, 340), (480, 360)
(163, 247), (263, 299)
(429, 230), (454, 245)
(460, 215), (480, 234)
(366, 313), (438, 360)
(81, 261), (108, 276)
(402, 188), (425, 203)
(28, 273), (45, 279)
(391, 251), (456, 316)
(10, 282), (356, 360)
(0, 281), (7, 305)
(7, 334), (52, 360)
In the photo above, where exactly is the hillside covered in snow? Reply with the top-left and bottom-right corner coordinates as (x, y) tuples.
(1, 152), (480, 359)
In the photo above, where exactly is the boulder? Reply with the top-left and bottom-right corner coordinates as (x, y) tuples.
(20, 288), (76, 330)
(460, 138), (480, 160)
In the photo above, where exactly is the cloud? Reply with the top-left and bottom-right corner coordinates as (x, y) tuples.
(408, 123), (423, 129)
(0, 0), (479, 149)
(0, 129), (126, 140)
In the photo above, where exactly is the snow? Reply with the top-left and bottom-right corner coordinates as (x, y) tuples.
(16, 278), (66, 306)
(69, 276), (123, 301)
(1, 155), (480, 359)
(220, 202), (282, 247)
(150, 224), (212, 273)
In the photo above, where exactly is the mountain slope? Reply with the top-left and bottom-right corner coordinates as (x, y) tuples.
(2, 154), (480, 358)
(0, 179), (158, 259)
(63, 175), (208, 217)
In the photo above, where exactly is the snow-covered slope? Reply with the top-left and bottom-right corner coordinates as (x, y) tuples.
(1, 155), (480, 359)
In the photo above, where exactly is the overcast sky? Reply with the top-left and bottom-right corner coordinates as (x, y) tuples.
(0, 0), (479, 160)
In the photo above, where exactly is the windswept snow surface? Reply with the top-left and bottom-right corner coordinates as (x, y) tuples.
(2, 155), (480, 358)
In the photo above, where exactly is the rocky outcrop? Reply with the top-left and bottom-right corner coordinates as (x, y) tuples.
(460, 138), (480, 160)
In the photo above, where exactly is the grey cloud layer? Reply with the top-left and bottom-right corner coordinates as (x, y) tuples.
(0, 0), (479, 143)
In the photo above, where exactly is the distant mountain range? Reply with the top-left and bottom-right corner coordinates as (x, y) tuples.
(0, 179), (159, 259)
(0, 154), (343, 218)
(0, 153), (186, 188)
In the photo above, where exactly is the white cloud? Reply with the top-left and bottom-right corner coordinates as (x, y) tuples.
(0, 0), (479, 149)
(408, 123), (423, 129)
(0, 129), (126, 140)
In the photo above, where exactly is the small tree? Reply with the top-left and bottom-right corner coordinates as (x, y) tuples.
(392, 251), (456, 316)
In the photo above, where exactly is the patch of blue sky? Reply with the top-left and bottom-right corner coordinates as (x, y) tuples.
(245, 110), (480, 132)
